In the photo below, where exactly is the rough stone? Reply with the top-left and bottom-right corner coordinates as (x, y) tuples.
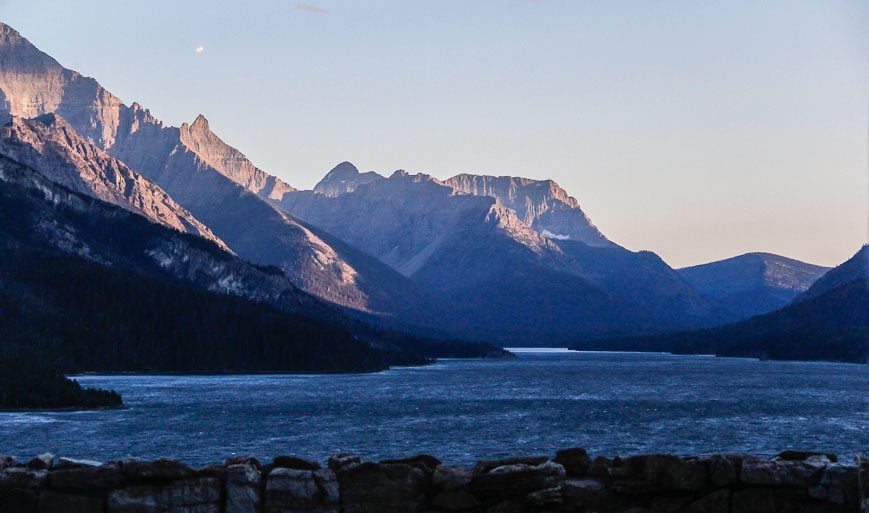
(469, 461), (565, 504)
(644, 455), (708, 491)
(226, 464), (260, 513)
(433, 489), (482, 511)
(265, 467), (327, 512)
(650, 496), (693, 513)
(484, 500), (525, 513)
(741, 458), (823, 487)
(610, 455), (647, 481)
(587, 456), (611, 478)
(777, 451), (838, 463)
(562, 478), (605, 507)
(195, 465), (226, 479)
(314, 469), (340, 505)
(0, 456), (19, 470)
(433, 465), (474, 491)
(338, 461), (430, 513)
(327, 453), (361, 473)
(0, 468), (48, 488)
(38, 490), (104, 513)
(553, 448), (590, 477)
(55, 458), (103, 470)
(107, 477), (220, 513)
(224, 455), (262, 469)
(525, 486), (562, 508)
(381, 454), (442, 472)
(808, 463), (859, 506)
(474, 456), (549, 475)
(272, 455), (321, 471)
(701, 455), (740, 488)
(123, 459), (196, 481)
(26, 452), (54, 470)
(731, 489), (777, 513)
(682, 489), (729, 513)
(49, 462), (124, 490)
(0, 488), (37, 513)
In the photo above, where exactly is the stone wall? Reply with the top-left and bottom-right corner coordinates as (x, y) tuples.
(0, 449), (866, 513)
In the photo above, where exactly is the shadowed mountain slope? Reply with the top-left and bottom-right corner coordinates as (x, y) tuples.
(574, 246), (869, 363)
(0, 113), (226, 249)
(679, 252), (829, 321)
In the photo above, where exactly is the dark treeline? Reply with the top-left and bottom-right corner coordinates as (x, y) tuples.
(0, 355), (122, 409)
(571, 279), (868, 363)
(0, 241), (427, 377)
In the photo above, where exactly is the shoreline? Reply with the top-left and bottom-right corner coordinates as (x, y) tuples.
(0, 449), (864, 512)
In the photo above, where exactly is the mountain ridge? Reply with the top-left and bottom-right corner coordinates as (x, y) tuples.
(678, 251), (829, 321)
(0, 21), (440, 322)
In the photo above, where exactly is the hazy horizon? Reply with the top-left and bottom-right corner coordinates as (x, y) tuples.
(1, 0), (866, 267)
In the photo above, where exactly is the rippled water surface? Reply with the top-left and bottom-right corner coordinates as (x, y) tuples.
(2, 352), (866, 465)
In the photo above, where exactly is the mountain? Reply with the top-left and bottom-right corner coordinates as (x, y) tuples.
(573, 246), (869, 363)
(314, 161), (385, 197)
(445, 174), (613, 248)
(0, 145), (510, 371)
(555, 241), (722, 333)
(277, 166), (723, 340)
(277, 169), (608, 338)
(0, 21), (434, 322)
(793, 245), (868, 303)
(0, 153), (408, 373)
(678, 253), (829, 321)
(0, 113), (226, 249)
(0, 149), (313, 315)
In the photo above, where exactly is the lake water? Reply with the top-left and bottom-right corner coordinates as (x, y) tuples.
(1, 352), (866, 466)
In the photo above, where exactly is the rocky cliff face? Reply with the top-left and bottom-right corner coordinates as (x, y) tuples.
(0, 114), (226, 249)
(0, 152), (318, 313)
(179, 114), (295, 200)
(0, 23), (125, 148)
(679, 253), (829, 321)
(445, 173), (614, 248)
(278, 170), (567, 277)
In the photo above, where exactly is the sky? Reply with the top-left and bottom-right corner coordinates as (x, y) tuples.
(1, 0), (866, 267)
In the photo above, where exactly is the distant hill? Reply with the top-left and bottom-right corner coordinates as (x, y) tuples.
(794, 245), (868, 303)
(573, 247), (868, 363)
(679, 252), (828, 321)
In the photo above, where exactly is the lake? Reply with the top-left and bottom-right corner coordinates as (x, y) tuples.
(1, 351), (866, 466)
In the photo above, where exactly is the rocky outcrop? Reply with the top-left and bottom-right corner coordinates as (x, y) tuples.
(445, 174), (613, 248)
(179, 114), (295, 201)
(313, 162), (384, 197)
(0, 113), (227, 249)
(0, 151), (324, 316)
(0, 450), (864, 513)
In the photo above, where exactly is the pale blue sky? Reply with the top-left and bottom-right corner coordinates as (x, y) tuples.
(2, 1), (866, 267)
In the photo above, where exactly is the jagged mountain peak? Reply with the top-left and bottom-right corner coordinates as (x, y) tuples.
(328, 161), (360, 176)
(191, 113), (209, 129)
(0, 113), (228, 250)
(313, 161), (384, 197)
(445, 173), (613, 247)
